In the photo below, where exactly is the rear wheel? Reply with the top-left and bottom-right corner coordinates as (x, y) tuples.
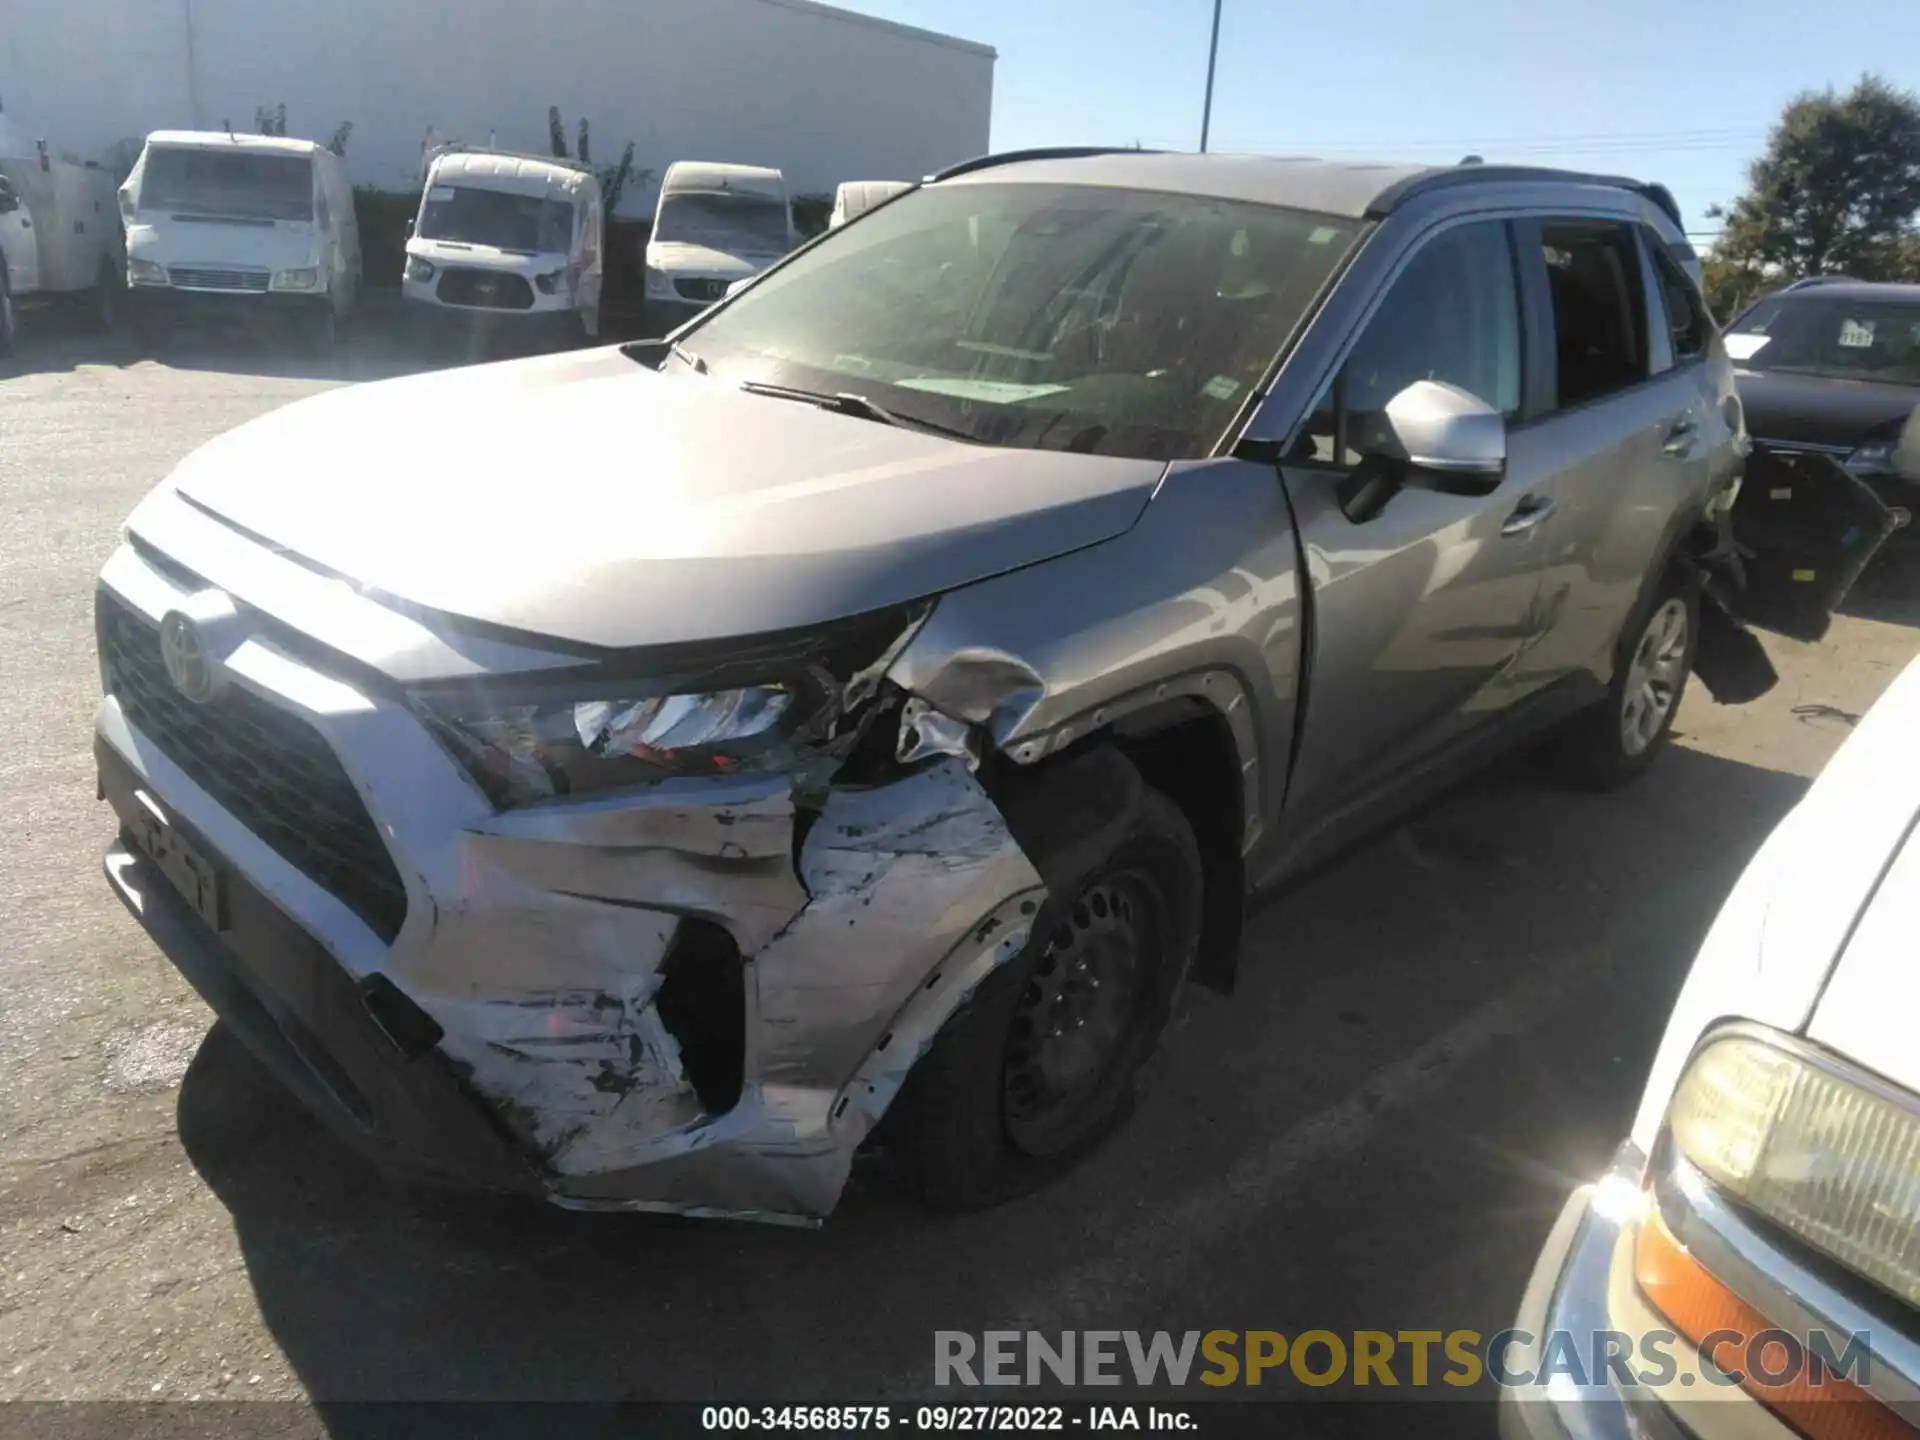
(94, 259), (122, 334)
(887, 769), (1203, 1210)
(1545, 569), (1698, 790)
(0, 265), (15, 357)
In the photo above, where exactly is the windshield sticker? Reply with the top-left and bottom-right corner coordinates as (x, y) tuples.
(1724, 334), (1771, 360)
(1838, 318), (1877, 347)
(428, 186), (455, 202)
(1202, 375), (1242, 401)
(1309, 226), (1341, 245)
(896, 378), (1072, 403)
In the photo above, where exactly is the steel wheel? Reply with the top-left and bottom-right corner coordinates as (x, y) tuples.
(1620, 596), (1690, 756)
(1002, 872), (1156, 1157)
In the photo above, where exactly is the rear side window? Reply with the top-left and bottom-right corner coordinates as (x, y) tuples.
(1647, 235), (1710, 362)
(1537, 222), (1648, 408)
(1297, 220), (1522, 466)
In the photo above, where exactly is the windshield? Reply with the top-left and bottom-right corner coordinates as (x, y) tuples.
(1729, 294), (1920, 386)
(138, 147), (314, 222)
(678, 182), (1364, 461)
(653, 191), (790, 252)
(418, 184), (572, 253)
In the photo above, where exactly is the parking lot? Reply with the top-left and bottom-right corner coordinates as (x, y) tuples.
(3, 333), (1917, 1416)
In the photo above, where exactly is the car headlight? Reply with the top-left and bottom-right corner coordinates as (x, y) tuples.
(417, 682), (819, 807)
(645, 266), (675, 299)
(127, 258), (168, 287)
(270, 267), (321, 292)
(1843, 439), (1899, 479)
(535, 268), (566, 295)
(404, 257), (437, 284)
(1667, 1030), (1920, 1307)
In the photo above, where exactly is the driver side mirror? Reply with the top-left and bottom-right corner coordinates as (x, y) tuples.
(1339, 380), (1507, 523)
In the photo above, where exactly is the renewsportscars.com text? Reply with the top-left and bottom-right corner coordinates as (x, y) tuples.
(933, 1329), (1874, 1390)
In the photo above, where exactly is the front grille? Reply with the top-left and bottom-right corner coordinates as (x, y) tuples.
(435, 268), (534, 310)
(673, 277), (730, 303)
(168, 266), (271, 293)
(96, 589), (409, 942)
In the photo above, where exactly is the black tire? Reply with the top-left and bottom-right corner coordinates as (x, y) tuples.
(304, 305), (341, 362)
(94, 260), (122, 334)
(1545, 567), (1700, 791)
(886, 765), (1204, 1211)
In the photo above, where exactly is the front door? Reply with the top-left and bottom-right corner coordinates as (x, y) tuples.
(1503, 218), (1716, 685)
(1277, 217), (1558, 850)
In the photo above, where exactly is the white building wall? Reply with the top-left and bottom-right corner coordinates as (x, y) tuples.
(3, 0), (994, 212)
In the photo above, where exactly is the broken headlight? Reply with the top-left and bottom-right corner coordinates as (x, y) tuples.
(416, 678), (826, 807)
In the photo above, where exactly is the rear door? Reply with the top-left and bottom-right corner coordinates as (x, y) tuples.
(1505, 217), (1711, 684)
(1277, 217), (1559, 836)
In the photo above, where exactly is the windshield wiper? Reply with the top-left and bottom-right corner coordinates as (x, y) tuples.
(736, 381), (975, 441)
(669, 341), (708, 375)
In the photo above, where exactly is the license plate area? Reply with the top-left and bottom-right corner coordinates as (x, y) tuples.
(126, 790), (227, 932)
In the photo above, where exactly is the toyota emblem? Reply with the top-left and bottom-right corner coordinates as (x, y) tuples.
(159, 610), (224, 703)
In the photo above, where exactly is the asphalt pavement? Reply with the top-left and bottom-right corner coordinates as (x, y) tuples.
(2, 328), (1917, 1429)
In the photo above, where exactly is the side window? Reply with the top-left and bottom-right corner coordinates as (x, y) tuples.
(1648, 234), (1710, 362)
(1538, 222), (1648, 408)
(1298, 220), (1521, 466)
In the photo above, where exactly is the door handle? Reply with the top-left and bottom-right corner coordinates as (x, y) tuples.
(1663, 416), (1699, 455)
(1501, 495), (1557, 536)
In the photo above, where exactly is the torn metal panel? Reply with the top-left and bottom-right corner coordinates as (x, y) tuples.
(895, 696), (982, 769)
(754, 757), (1044, 1096)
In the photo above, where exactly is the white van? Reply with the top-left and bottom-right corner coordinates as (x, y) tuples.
(829, 180), (911, 230)
(0, 111), (126, 353)
(119, 132), (360, 349)
(643, 162), (792, 331)
(403, 148), (603, 344)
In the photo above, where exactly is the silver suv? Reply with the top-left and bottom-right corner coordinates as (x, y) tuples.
(97, 151), (1753, 1225)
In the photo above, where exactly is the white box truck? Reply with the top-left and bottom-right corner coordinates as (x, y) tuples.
(0, 110), (126, 354)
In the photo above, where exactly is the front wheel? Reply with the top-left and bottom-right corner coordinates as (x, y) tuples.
(885, 766), (1203, 1210)
(94, 260), (123, 334)
(0, 266), (15, 358)
(1545, 570), (1698, 790)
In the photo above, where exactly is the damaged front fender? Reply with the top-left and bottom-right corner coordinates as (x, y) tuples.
(402, 751), (1043, 1225)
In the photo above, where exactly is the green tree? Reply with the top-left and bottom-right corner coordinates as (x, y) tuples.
(1705, 73), (1920, 316)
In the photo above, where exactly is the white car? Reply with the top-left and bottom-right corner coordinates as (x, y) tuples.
(830, 180), (911, 229)
(120, 131), (361, 350)
(1504, 650), (1920, 1438)
(402, 148), (603, 345)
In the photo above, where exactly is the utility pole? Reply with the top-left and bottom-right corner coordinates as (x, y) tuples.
(182, 0), (203, 128)
(1199, 0), (1223, 152)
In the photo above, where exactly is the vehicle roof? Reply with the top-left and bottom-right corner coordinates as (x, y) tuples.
(429, 150), (595, 198)
(930, 149), (1674, 224)
(143, 130), (326, 157)
(662, 161), (786, 194)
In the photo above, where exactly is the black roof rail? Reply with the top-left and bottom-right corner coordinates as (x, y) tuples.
(1368, 164), (1684, 228)
(928, 146), (1162, 183)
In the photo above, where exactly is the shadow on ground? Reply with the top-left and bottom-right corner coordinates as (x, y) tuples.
(174, 741), (1808, 1412)
(1839, 535), (1920, 628)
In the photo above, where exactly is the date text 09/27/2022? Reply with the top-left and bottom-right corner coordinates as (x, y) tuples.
(700, 1406), (1198, 1432)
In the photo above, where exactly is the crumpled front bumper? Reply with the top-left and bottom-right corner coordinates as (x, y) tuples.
(95, 542), (1047, 1225)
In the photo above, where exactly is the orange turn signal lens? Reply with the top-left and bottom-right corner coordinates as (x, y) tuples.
(1634, 1206), (1917, 1440)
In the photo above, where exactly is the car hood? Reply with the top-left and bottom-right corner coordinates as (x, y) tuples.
(645, 240), (781, 277)
(1735, 367), (1920, 449)
(162, 346), (1165, 650)
(127, 218), (318, 271)
(1628, 652), (1920, 1151)
(407, 237), (562, 273)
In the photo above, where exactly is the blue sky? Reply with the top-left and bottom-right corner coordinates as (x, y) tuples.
(842, 0), (1914, 242)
